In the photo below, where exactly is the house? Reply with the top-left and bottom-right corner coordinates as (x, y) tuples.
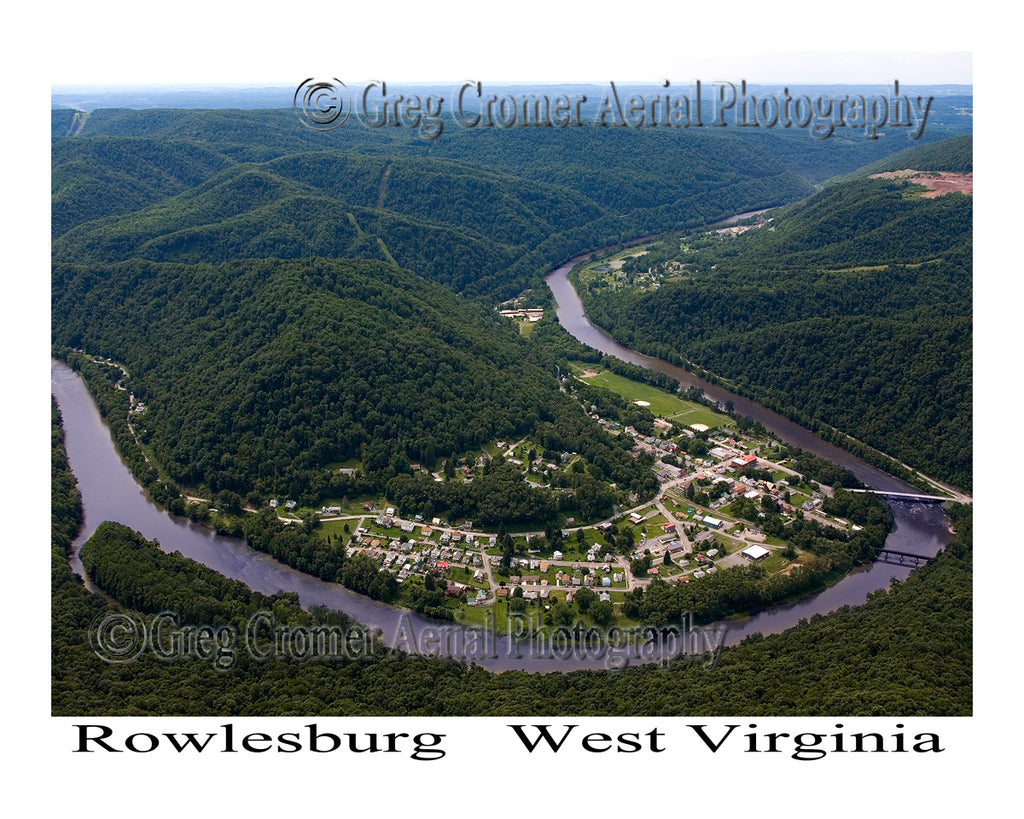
(732, 454), (758, 470)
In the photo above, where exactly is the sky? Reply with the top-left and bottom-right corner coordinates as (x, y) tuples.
(36, 2), (977, 86)
(49, 51), (973, 89)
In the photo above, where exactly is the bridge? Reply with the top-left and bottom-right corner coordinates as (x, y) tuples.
(873, 547), (935, 565)
(848, 489), (951, 503)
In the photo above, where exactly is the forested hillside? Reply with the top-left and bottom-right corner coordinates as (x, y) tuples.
(834, 134), (973, 178)
(54, 256), (567, 499)
(52, 156), (606, 296)
(576, 137), (972, 489)
(51, 136), (232, 238)
(50, 106), (825, 508)
(53, 104), (970, 299)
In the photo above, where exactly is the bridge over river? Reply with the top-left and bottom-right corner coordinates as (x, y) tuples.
(847, 489), (952, 503)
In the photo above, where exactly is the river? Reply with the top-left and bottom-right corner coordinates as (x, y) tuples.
(51, 260), (951, 666)
(546, 257), (953, 639)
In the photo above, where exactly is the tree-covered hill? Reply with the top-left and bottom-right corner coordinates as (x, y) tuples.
(53, 255), (559, 497)
(832, 133), (973, 179)
(52, 155), (606, 296)
(576, 137), (972, 489)
(53, 105), (972, 300)
(51, 136), (233, 238)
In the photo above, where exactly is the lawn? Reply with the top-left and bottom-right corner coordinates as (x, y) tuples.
(573, 365), (731, 429)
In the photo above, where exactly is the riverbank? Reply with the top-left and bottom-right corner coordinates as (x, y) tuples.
(561, 224), (971, 498)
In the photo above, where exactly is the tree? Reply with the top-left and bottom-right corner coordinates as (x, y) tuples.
(574, 586), (596, 612)
(501, 533), (515, 572)
(550, 601), (575, 627)
(631, 554), (651, 577)
(590, 599), (614, 626)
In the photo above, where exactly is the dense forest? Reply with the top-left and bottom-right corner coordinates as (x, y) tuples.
(53, 257), (655, 519)
(52, 104), (971, 298)
(576, 138), (971, 489)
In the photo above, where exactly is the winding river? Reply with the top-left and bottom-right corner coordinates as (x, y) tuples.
(545, 256), (953, 640)
(51, 248), (953, 669)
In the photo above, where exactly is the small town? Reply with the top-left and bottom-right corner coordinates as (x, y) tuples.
(268, 363), (861, 625)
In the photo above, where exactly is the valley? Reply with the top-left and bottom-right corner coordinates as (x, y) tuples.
(50, 102), (973, 716)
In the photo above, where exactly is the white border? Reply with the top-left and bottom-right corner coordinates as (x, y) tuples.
(12, 0), (1008, 814)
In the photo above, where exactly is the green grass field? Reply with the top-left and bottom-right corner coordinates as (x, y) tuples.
(571, 365), (731, 429)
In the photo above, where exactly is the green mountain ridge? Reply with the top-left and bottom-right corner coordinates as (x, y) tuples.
(575, 137), (972, 489)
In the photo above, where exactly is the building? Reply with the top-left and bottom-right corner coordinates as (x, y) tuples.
(741, 545), (770, 561)
(732, 454), (759, 470)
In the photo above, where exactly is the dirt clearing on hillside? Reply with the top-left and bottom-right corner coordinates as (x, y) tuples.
(871, 169), (973, 198)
